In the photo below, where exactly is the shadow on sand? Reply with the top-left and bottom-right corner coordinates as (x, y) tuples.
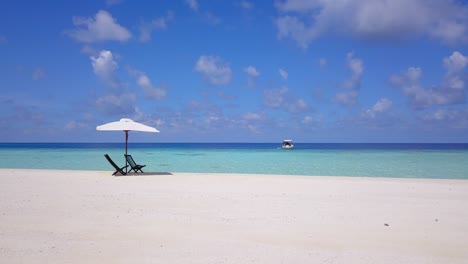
(114, 172), (173, 177)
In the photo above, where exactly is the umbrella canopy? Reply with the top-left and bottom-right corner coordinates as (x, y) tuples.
(97, 118), (159, 133)
(97, 118), (159, 171)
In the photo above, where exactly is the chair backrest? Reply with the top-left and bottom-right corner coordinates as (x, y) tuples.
(104, 154), (121, 170)
(125, 154), (137, 168)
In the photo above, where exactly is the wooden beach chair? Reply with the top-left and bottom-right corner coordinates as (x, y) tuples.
(124, 154), (146, 173)
(104, 154), (128, 175)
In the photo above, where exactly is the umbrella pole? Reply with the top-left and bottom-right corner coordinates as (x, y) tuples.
(125, 130), (128, 173)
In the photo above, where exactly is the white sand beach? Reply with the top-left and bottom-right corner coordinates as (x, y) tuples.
(1, 169), (468, 263)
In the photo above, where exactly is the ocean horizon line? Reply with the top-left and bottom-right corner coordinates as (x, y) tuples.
(1, 142), (467, 144)
(1, 142), (467, 151)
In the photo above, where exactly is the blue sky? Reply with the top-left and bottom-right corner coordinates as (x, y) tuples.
(1, 0), (468, 143)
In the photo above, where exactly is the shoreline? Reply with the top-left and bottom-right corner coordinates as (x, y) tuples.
(2, 168), (468, 181)
(1, 169), (468, 263)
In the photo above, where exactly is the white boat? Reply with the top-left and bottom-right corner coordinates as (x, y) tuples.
(282, 140), (294, 149)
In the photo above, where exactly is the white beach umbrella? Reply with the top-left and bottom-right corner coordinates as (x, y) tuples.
(96, 118), (159, 170)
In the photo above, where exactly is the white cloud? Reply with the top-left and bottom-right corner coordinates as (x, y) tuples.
(246, 124), (261, 133)
(80, 45), (97, 56)
(275, 0), (468, 48)
(344, 52), (363, 89)
(152, 12), (174, 30)
(90, 50), (120, 88)
(389, 67), (422, 86)
(444, 51), (468, 73)
(137, 74), (151, 88)
(68, 10), (132, 43)
(302, 115), (313, 124)
(279, 68), (288, 80)
(195, 55), (232, 86)
(423, 109), (456, 121)
(295, 99), (307, 109)
(391, 51), (467, 109)
(365, 98), (392, 118)
(32, 68), (45, 80)
(333, 53), (364, 106)
(421, 109), (468, 128)
(372, 98), (392, 112)
(332, 91), (358, 106)
(263, 86), (289, 108)
(242, 112), (264, 121)
(444, 51), (468, 91)
(276, 15), (315, 49)
(137, 74), (167, 100)
(240, 112), (266, 134)
(263, 86), (311, 114)
(128, 68), (167, 100)
(244, 66), (260, 87)
(288, 99), (309, 113)
(186, 0), (198, 11)
(430, 17), (468, 45)
(139, 12), (174, 42)
(244, 66), (259, 77)
(407, 67), (423, 82)
(130, 108), (164, 130)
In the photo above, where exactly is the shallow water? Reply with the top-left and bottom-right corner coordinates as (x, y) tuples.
(0, 143), (467, 179)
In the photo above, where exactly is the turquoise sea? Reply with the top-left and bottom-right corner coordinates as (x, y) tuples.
(0, 143), (467, 179)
